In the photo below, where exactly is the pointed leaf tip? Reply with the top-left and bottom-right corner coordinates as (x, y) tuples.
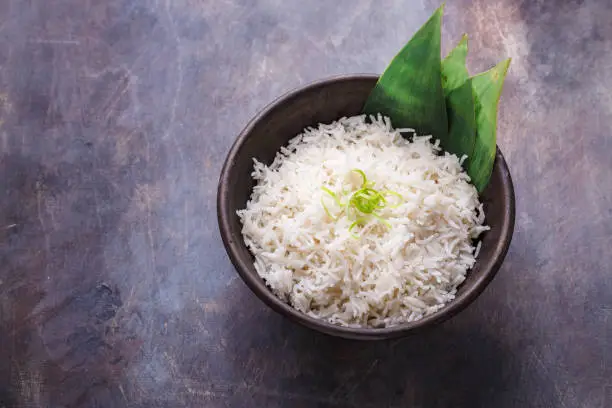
(467, 58), (511, 192)
(441, 33), (475, 163)
(442, 34), (470, 95)
(363, 6), (447, 139)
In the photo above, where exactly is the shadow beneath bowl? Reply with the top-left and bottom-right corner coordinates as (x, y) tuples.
(218, 280), (516, 408)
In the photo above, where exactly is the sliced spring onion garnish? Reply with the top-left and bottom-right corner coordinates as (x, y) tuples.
(350, 188), (386, 214)
(321, 186), (344, 220)
(349, 217), (369, 239)
(321, 169), (403, 236)
(350, 169), (368, 187)
(321, 197), (338, 220)
(322, 186), (344, 207)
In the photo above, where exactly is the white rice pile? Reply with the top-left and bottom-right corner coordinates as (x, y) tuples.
(237, 115), (488, 327)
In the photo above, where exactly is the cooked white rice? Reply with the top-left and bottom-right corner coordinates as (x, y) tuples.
(237, 115), (488, 327)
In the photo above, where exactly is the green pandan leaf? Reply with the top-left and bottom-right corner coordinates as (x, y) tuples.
(468, 58), (511, 192)
(444, 79), (476, 161)
(363, 6), (448, 140)
(442, 34), (469, 95)
(441, 35), (476, 161)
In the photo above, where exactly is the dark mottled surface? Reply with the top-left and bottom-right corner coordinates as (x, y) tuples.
(0, 0), (610, 407)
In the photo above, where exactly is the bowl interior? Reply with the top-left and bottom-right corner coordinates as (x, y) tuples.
(218, 75), (515, 340)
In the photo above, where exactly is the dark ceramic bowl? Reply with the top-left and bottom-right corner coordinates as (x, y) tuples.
(217, 74), (515, 340)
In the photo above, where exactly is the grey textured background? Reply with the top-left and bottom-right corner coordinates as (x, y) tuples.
(0, 0), (610, 407)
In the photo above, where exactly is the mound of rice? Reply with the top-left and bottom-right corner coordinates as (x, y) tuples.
(237, 115), (488, 327)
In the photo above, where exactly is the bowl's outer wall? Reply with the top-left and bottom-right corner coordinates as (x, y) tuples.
(218, 75), (515, 340)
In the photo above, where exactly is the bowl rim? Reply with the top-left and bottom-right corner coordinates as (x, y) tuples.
(217, 74), (516, 340)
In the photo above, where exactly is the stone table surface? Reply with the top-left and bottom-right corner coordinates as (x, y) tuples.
(1, 0), (611, 407)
